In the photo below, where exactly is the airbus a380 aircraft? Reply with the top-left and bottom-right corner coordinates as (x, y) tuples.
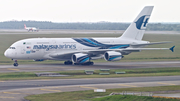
(24, 24), (39, 32)
(4, 6), (175, 66)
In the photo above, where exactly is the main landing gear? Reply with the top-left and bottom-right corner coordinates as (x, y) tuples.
(74, 61), (94, 65)
(64, 61), (73, 65)
(13, 60), (18, 67)
(64, 61), (94, 65)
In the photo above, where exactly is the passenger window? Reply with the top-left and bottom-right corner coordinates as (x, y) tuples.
(9, 47), (16, 49)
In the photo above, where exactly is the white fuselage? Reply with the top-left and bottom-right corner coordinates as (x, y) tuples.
(25, 27), (37, 31)
(4, 37), (148, 61)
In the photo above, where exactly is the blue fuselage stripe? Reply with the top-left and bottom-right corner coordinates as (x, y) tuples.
(83, 38), (100, 46)
(73, 38), (130, 49)
(109, 45), (129, 49)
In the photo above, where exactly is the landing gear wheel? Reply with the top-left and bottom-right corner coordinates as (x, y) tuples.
(86, 62), (94, 65)
(78, 62), (94, 65)
(73, 61), (94, 65)
(90, 62), (94, 65)
(74, 63), (80, 65)
(13, 63), (18, 67)
(13, 60), (18, 67)
(64, 61), (73, 65)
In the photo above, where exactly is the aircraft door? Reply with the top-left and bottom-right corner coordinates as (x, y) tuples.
(52, 40), (57, 52)
(16, 46), (25, 54)
(110, 39), (114, 44)
(52, 40), (56, 44)
(21, 46), (26, 54)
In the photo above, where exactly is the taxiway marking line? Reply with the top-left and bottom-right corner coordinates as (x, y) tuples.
(40, 89), (61, 92)
(3, 92), (21, 94)
(7, 68), (19, 71)
(157, 82), (176, 85)
(80, 86), (98, 89)
(49, 87), (59, 88)
(0, 81), (5, 82)
(119, 84), (137, 87)
(0, 96), (14, 98)
(40, 79), (52, 81)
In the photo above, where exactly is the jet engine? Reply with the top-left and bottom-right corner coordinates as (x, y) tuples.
(72, 53), (90, 63)
(104, 51), (122, 61)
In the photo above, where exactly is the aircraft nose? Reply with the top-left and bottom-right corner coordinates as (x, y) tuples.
(4, 49), (9, 57)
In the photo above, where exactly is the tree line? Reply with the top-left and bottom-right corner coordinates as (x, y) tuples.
(0, 21), (180, 31)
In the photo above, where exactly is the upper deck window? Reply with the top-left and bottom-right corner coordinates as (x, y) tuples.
(37, 42), (49, 44)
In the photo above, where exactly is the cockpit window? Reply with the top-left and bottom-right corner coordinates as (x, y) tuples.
(9, 47), (16, 49)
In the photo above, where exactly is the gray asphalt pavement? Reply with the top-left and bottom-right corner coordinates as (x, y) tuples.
(1, 76), (180, 101)
(1, 76), (180, 91)
(0, 61), (180, 101)
(0, 61), (180, 73)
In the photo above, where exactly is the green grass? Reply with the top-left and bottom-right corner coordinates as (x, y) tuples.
(0, 33), (180, 65)
(91, 95), (179, 101)
(25, 85), (180, 101)
(1, 67), (180, 80)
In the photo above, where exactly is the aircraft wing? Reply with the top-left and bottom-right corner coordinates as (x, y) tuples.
(49, 46), (175, 59)
(82, 46), (175, 53)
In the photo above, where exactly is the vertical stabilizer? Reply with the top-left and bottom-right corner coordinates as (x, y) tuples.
(120, 6), (154, 40)
(24, 24), (26, 29)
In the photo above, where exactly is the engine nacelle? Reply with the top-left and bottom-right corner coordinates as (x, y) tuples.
(72, 53), (90, 63)
(104, 51), (122, 61)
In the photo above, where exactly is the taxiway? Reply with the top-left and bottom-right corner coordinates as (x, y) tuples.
(0, 76), (180, 101)
(0, 61), (180, 101)
(0, 61), (180, 73)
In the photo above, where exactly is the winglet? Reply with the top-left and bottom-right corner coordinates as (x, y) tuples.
(170, 46), (175, 52)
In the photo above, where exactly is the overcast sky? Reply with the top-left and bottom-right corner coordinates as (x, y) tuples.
(0, 0), (179, 22)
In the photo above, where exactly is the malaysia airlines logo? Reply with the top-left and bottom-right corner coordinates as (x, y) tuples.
(135, 15), (150, 30)
(33, 44), (76, 51)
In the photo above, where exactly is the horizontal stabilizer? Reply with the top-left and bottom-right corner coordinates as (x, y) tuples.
(131, 41), (172, 47)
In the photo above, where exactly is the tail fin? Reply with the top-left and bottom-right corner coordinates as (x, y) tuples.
(24, 24), (26, 29)
(120, 6), (154, 40)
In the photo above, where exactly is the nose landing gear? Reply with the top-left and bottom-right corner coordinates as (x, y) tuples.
(13, 60), (18, 67)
